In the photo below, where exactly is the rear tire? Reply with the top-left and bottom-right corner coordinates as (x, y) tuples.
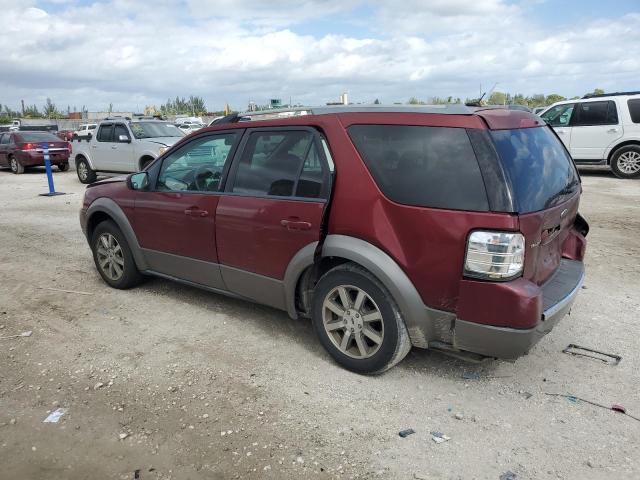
(58, 163), (69, 172)
(611, 145), (640, 179)
(76, 157), (96, 184)
(311, 263), (411, 374)
(91, 220), (143, 289)
(9, 156), (24, 174)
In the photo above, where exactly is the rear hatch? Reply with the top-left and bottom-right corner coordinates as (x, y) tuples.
(489, 125), (581, 285)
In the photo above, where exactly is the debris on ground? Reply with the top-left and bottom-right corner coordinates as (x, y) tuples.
(545, 393), (640, 422)
(398, 428), (415, 438)
(562, 344), (622, 365)
(430, 431), (450, 444)
(43, 408), (67, 423)
(499, 471), (518, 480)
(454, 412), (464, 420)
(462, 372), (480, 380)
(119, 433), (129, 440)
(93, 382), (104, 390)
(0, 330), (33, 340)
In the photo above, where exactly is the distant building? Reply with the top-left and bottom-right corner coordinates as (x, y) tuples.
(248, 101), (258, 112)
(326, 92), (349, 106)
(270, 98), (282, 109)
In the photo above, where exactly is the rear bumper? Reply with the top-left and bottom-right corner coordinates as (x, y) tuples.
(452, 259), (585, 359)
(16, 151), (69, 166)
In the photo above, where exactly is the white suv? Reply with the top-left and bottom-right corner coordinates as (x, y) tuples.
(74, 123), (97, 139)
(540, 92), (640, 178)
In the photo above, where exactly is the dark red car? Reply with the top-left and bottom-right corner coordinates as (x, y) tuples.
(79, 106), (588, 373)
(0, 131), (71, 174)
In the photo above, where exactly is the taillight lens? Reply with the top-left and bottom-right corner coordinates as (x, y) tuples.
(464, 231), (525, 280)
(21, 143), (37, 151)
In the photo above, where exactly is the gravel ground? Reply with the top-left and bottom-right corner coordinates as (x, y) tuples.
(0, 167), (639, 480)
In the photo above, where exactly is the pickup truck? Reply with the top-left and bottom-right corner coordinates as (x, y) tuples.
(72, 117), (184, 183)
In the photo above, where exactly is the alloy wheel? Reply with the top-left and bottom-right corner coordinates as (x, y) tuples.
(10, 158), (17, 173)
(96, 233), (125, 281)
(618, 151), (640, 175)
(78, 161), (88, 181)
(322, 285), (384, 359)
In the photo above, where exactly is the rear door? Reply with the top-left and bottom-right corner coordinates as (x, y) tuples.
(215, 128), (331, 307)
(569, 100), (622, 161)
(540, 103), (575, 149)
(133, 131), (242, 288)
(109, 123), (135, 172)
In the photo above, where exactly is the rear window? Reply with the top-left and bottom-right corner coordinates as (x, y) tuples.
(16, 132), (61, 142)
(348, 125), (489, 211)
(490, 127), (580, 213)
(628, 99), (640, 123)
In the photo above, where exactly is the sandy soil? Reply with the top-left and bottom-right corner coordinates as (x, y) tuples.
(0, 167), (639, 480)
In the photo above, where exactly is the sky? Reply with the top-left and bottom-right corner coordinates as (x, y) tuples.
(1, 0), (639, 113)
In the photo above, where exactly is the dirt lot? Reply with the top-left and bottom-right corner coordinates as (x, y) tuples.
(0, 168), (639, 480)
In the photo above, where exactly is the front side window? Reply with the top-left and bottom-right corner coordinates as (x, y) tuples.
(97, 124), (113, 142)
(114, 124), (130, 142)
(572, 101), (618, 126)
(232, 130), (325, 198)
(541, 103), (575, 127)
(348, 125), (489, 211)
(157, 133), (238, 192)
(0, 134), (9, 145)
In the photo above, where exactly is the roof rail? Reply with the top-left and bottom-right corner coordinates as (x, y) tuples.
(103, 116), (131, 121)
(582, 91), (640, 99)
(210, 113), (242, 125)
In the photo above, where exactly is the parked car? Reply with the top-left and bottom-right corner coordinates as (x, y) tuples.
(74, 123), (97, 139)
(177, 121), (205, 134)
(57, 130), (75, 142)
(540, 91), (640, 178)
(79, 105), (588, 373)
(0, 131), (70, 174)
(72, 118), (184, 184)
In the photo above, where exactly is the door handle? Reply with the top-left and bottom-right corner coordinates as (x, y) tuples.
(607, 128), (619, 133)
(184, 208), (209, 217)
(280, 218), (312, 231)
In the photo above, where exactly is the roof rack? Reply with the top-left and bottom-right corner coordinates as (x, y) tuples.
(103, 116), (131, 121)
(582, 91), (640, 99)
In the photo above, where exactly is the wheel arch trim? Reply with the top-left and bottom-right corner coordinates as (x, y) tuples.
(606, 139), (640, 164)
(284, 234), (442, 347)
(85, 197), (148, 270)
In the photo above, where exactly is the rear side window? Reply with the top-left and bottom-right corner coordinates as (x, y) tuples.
(491, 127), (580, 213)
(572, 101), (618, 126)
(0, 134), (9, 144)
(232, 130), (327, 198)
(348, 125), (489, 211)
(628, 99), (640, 123)
(97, 124), (113, 142)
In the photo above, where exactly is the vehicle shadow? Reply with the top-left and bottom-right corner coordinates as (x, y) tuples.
(138, 275), (506, 378)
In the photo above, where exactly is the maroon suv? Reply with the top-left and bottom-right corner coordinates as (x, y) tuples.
(0, 131), (71, 174)
(79, 106), (587, 373)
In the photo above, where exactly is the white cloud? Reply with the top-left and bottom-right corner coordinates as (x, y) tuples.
(0, 1), (639, 112)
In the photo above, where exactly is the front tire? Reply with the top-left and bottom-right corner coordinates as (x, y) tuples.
(91, 220), (143, 289)
(58, 163), (69, 172)
(9, 156), (24, 174)
(312, 263), (411, 374)
(611, 146), (640, 179)
(76, 157), (96, 184)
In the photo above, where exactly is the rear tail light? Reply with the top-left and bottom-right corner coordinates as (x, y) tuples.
(464, 231), (525, 280)
(21, 143), (37, 151)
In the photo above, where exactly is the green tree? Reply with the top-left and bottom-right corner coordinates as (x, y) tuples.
(487, 91), (507, 105)
(24, 104), (41, 118)
(43, 98), (62, 118)
(373, 98), (380, 104)
(592, 88), (605, 95)
(545, 94), (566, 105)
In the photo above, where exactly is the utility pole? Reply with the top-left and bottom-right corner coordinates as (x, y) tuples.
(21, 99), (25, 116)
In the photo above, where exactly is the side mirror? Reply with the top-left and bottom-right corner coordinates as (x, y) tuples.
(127, 171), (149, 190)
(118, 134), (131, 143)
(87, 132), (92, 141)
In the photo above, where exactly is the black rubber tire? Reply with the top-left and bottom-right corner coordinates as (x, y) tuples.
(76, 156), (97, 184)
(58, 163), (69, 172)
(9, 156), (24, 174)
(311, 262), (411, 374)
(91, 220), (144, 289)
(140, 157), (154, 171)
(610, 145), (640, 179)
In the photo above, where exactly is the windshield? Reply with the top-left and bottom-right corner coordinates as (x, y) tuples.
(490, 127), (580, 213)
(129, 122), (184, 139)
(17, 132), (62, 142)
